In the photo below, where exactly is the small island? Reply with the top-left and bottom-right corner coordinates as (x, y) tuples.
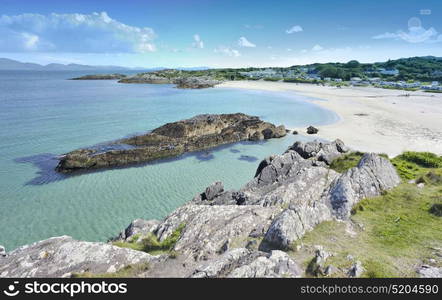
(56, 113), (286, 173)
(70, 73), (127, 80)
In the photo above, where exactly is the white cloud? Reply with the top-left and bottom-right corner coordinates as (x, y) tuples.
(238, 36), (256, 48)
(373, 17), (441, 43)
(0, 12), (156, 53)
(312, 44), (323, 51)
(192, 34), (204, 48)
(286, 25), (303, 34)
(214, 46), (240, 57)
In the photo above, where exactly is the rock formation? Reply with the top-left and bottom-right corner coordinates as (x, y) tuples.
(71, 74), (127, 80)
(0, 236), (158, 278)
(306, 126), (319, 134)
(1, 139), (405, 278)
(56, 113), (286, 173)
(118, 70), (221, 89)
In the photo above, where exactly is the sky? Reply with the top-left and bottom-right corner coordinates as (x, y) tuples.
(0, 0), (441, 68)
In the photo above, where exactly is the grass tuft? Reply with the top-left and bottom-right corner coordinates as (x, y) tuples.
(113, 223), (185, 255)
(329, 151), (365, 173)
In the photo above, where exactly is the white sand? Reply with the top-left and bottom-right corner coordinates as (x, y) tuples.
(218, 81), (442, 156)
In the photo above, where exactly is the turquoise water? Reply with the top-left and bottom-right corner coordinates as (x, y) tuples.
(0, 71), (338, 250)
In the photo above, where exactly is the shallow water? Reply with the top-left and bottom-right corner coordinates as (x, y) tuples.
(0, 71), (338, 250)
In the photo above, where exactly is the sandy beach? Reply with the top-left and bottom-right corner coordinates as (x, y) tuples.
(218, 81), (442, 157)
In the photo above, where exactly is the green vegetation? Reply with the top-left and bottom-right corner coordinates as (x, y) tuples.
(113, 223), (185, 255)
(131, 56), (442, 84)
(392, 152), (442, 180)
(290, 151), (442, 278)
(72, 262), (150, 278)
(329, 151), (365, 173)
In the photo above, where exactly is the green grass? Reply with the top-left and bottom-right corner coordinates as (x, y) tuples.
(72, 262), (150, 278)
(290, 151), (442, 277)
(113, 223), (185, 255)
(329, 151), (365, 173)
(391, 152), (442, 180)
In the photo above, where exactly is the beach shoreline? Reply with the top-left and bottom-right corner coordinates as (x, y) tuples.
(218, 81), (442, 157)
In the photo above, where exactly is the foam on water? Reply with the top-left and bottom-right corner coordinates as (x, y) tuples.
(0, 71), (338, 250)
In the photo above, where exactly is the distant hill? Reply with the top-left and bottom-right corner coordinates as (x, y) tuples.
(0, 58), (209, 72)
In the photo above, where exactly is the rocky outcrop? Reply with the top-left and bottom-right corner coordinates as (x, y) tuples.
(113, 219), (160, 241)
(324, 153), (401, 219)
(2, 139), (405, 278)
(0, 236), (157, 278)
(287, 139), (348, 164)
(118, 70), (221, 89)
(174, 77), (221, 89)
(191, 248), (302, 278)
(56, 113), (286, 173)
(154, 204), (280, 260)
(71, 74), (127, 80)
(418, 265), (442, 278)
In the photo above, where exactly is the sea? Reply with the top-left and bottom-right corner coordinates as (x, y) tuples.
(0, 70), (339, 250)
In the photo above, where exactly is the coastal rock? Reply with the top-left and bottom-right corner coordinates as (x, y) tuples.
(306, 126), (319, 134)
(174, 77), (221, 89)
(56, 113), (286, 173)
(0, 236), (156, 278)
(154, 204), (280, 260)
(324, 153), (401, 219)
(287, 139), (349, 164)
(71, 74), (127, 80)
(118, 70), (221, 89)
(114, 219), (160, 241)
(226, 250), (302, 278)
(418, 265), (442, 278)
(0, 245), (5, 257)
(203, 181), (224, 201)
(347, 261), (364, 277)
(263, 203), (332, 250)
(192, 248), (302, 278)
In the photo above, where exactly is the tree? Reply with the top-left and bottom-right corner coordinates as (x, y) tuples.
(346, 60), (360, 68)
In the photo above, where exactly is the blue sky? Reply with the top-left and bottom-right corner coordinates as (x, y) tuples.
(0, 0), (441, 67)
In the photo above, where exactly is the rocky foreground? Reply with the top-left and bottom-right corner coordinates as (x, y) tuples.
(4, 139), (434, 278)
(56, 113), (286, 173)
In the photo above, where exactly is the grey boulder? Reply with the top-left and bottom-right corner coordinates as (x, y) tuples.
(0, 236), (156, 278)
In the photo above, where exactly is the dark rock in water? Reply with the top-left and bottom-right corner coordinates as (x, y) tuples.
(55, 113), (286, 173)
(71, 74), (127, 80)
(292, 130), (298, 135)
(306, 126), (319, 134)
